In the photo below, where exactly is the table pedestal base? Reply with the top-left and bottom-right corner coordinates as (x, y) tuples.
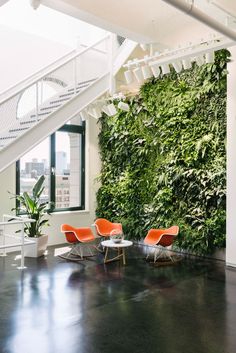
(104, 247), (126, 265)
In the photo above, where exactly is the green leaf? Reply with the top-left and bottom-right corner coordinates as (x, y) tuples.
(32, 175), (45, 198)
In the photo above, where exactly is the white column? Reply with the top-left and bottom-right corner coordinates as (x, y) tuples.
(226, 46), (236, 267)
(69, 133), (81, 207)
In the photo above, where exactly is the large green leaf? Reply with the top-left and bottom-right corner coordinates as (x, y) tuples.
(10, 174), (50, 237)
(32, 175), (45, 198)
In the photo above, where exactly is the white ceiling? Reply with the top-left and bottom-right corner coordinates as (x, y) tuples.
(42, 0), (236, 48)
(214, 0), (236, 17)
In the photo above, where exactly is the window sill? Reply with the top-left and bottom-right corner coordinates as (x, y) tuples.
(51, 209), (90, 216)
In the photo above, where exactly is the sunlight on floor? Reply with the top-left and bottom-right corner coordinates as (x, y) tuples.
(54, 246), (71, 257)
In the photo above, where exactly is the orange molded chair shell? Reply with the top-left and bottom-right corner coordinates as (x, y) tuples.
(94, 218), (123, 237)
(144, 226), (179, 262)
(144, 226), (179, 246)
(60, 224), (96, 261)
(61, 224), (95, 243)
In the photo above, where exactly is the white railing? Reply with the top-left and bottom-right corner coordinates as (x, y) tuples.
(0, 214), (36, 269)
(0, 49), (77, 103)
(0, 35), (110, 133)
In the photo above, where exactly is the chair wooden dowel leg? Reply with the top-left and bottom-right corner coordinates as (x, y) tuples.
(122, 249), (126, 265)
(104, 247), (109, 263)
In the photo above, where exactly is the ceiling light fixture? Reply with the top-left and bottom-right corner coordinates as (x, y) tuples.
(161, 64), (170, 75)
(124, 70), (133, 84)
(107, 103), (117, 116)
(182, 58), (192, 70)
(124, 60), (134, 84)
(195, 55), (205, 66)
(205, 51), (215, 64)
(118, 101), (130, 112)
(123, 37), (227, 81)
(141, 55), (153, 80)
(80, 110), (89, 121)
(102, 105), (112, 116)
(133, 67), (144, 83)
(172, 60), (183, 73)
(150, 62), (161, 78)
(91, 107), (102, 119)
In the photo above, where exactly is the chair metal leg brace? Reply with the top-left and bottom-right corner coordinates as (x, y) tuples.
(59, 244), (84, 261)
(153, 246), (175, 263)
(146, 246), (157, 261)
(59, 242), (97, 262)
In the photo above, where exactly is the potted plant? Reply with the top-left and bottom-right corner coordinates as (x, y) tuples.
(10, 175), (51, 257)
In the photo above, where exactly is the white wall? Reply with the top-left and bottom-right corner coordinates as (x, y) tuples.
(0, 24), (72, 93)
(0, 162), (15, 217)
(0, 116), (101, 248)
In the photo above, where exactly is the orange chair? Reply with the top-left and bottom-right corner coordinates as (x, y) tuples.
(144, 226), (179, 262)
(61, 224), (96, 261)
(93, 218), (123, 238)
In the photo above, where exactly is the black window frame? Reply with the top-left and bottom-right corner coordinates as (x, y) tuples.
(16, 122), (85, 213)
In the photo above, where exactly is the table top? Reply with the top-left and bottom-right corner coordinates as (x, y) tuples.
(101, 240), (133, 248)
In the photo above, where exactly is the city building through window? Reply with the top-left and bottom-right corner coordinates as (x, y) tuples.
(16, 119), (85, 212)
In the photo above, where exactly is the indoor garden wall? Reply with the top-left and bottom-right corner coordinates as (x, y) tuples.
(96, 50), (229, 255)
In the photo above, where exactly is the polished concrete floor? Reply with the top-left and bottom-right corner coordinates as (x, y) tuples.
(0, 245), (236, 353)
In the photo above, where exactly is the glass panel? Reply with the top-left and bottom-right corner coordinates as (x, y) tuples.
(19, 138), (50, 204)
(55, 131), (82, 209)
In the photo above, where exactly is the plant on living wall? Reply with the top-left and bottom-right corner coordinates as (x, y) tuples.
(96, 50), (229, 255)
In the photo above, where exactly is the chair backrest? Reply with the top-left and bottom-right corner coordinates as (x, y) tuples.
(94, 218), (122, 237)
(166, 225), (179, 236)
(144, 225), (179, 247)
(158, 226), (179, 247)
(61, 224), (78, 243)
(158, 234), (175, 247)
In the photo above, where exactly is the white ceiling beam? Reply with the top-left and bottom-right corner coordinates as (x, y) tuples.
(41, 0), (155, 44)
(162, 0), (236, 41)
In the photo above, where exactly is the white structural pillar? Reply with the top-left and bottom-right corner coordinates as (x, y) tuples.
(226, 46), (236, 267)
(69, 132), (81, 207)
(68, 116), (82, 207)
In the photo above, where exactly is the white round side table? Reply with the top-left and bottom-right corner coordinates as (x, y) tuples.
(101, 240), (133, 265)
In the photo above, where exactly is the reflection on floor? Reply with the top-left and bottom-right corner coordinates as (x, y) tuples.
(0, 244), (235, 353)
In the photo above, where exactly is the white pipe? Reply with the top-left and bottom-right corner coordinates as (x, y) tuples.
(0, 0), (10, 6)
(162, 0), (236, 41)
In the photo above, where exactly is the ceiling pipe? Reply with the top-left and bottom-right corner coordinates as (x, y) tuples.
(162, 0), (236, 42)
(0, 0), (10, 6)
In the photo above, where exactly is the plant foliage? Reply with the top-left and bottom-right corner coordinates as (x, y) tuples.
(10, 175), (51, 237)
(96, 50), (229, 254)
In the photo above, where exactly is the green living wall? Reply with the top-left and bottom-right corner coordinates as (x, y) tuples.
(96, 50), (229, 255)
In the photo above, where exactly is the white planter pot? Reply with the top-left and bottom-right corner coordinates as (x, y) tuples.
(24, 234), (48, 258)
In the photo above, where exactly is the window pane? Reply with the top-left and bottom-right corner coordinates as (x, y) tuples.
(19, 138), (50, 204)
(55, 131), (82, 208)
